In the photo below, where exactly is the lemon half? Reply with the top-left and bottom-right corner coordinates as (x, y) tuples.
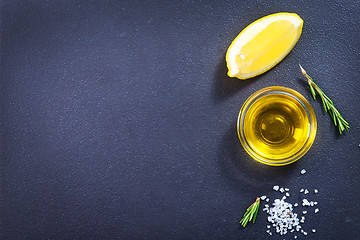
(226, 13), (303, 80)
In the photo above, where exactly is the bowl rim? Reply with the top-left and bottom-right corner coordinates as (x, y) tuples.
(237, 86), (317, 166)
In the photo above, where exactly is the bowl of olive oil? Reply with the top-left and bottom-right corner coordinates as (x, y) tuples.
(237, 86), (316, 166)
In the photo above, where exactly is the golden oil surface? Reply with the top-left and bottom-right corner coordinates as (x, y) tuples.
(243, 93), (310, 160)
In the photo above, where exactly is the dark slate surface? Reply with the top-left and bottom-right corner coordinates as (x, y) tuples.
(1, 0), (359, 239)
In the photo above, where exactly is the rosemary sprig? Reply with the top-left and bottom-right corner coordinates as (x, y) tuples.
(299, 64), (349, 134)
(239, 197), (260, 227)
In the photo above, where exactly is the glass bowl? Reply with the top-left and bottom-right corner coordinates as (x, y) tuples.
(237, 86), (317, 166)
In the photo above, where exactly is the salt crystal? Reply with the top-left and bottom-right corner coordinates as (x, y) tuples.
(261, 195), (267, 200)
(303, 211), (307, 214)
(302, 199), (310, 206)
(285, 188), (289, 191)
(315, 208), (319, 213)
(294, 203), (298, 207)
(314, 189), (319, 193)
(300, 189), (304, 193)
(280, 187), (285, 193)
(303, 231), (308, 235)
(300, 169), (306, 175)
(304, 189), (309, 194)
(267, 225), (271, 229)
(294, 236), (297, 239)
(273, 185), (280, 191)
(266, 198), (269, 202)
(310, 201), (314, 206)
(285, 192), (290, 197)
(312, 229), (316, 233)
(314, 201), (318, 205)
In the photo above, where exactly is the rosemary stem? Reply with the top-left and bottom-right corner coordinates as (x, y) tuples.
(239, 197), (260, 227)
(299, 64), (349, 134)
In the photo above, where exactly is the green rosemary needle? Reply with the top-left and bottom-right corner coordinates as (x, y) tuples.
(299, 64), (349, 134)
(239, 197), (260, 227)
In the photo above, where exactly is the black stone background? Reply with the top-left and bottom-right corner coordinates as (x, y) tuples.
(1, 0), (359, 239)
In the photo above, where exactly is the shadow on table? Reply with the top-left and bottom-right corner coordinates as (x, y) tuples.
(211, 56), (268, 103)
(218, 123), (298, 191)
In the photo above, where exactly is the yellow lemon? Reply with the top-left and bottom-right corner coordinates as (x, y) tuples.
(226, 13), (303, 79)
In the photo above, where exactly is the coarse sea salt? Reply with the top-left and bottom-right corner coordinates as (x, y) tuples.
(264, 198), (300, 237)
(262, 182), (320, 237)
(301, 169), (306, 175)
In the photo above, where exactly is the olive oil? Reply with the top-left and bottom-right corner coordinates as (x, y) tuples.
(243, 93), (310, 160)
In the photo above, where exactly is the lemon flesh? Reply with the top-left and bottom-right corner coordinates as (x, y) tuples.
(226, 13), (303, 79)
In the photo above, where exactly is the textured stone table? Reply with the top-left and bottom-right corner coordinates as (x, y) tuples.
(1, 0), (359, 239)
